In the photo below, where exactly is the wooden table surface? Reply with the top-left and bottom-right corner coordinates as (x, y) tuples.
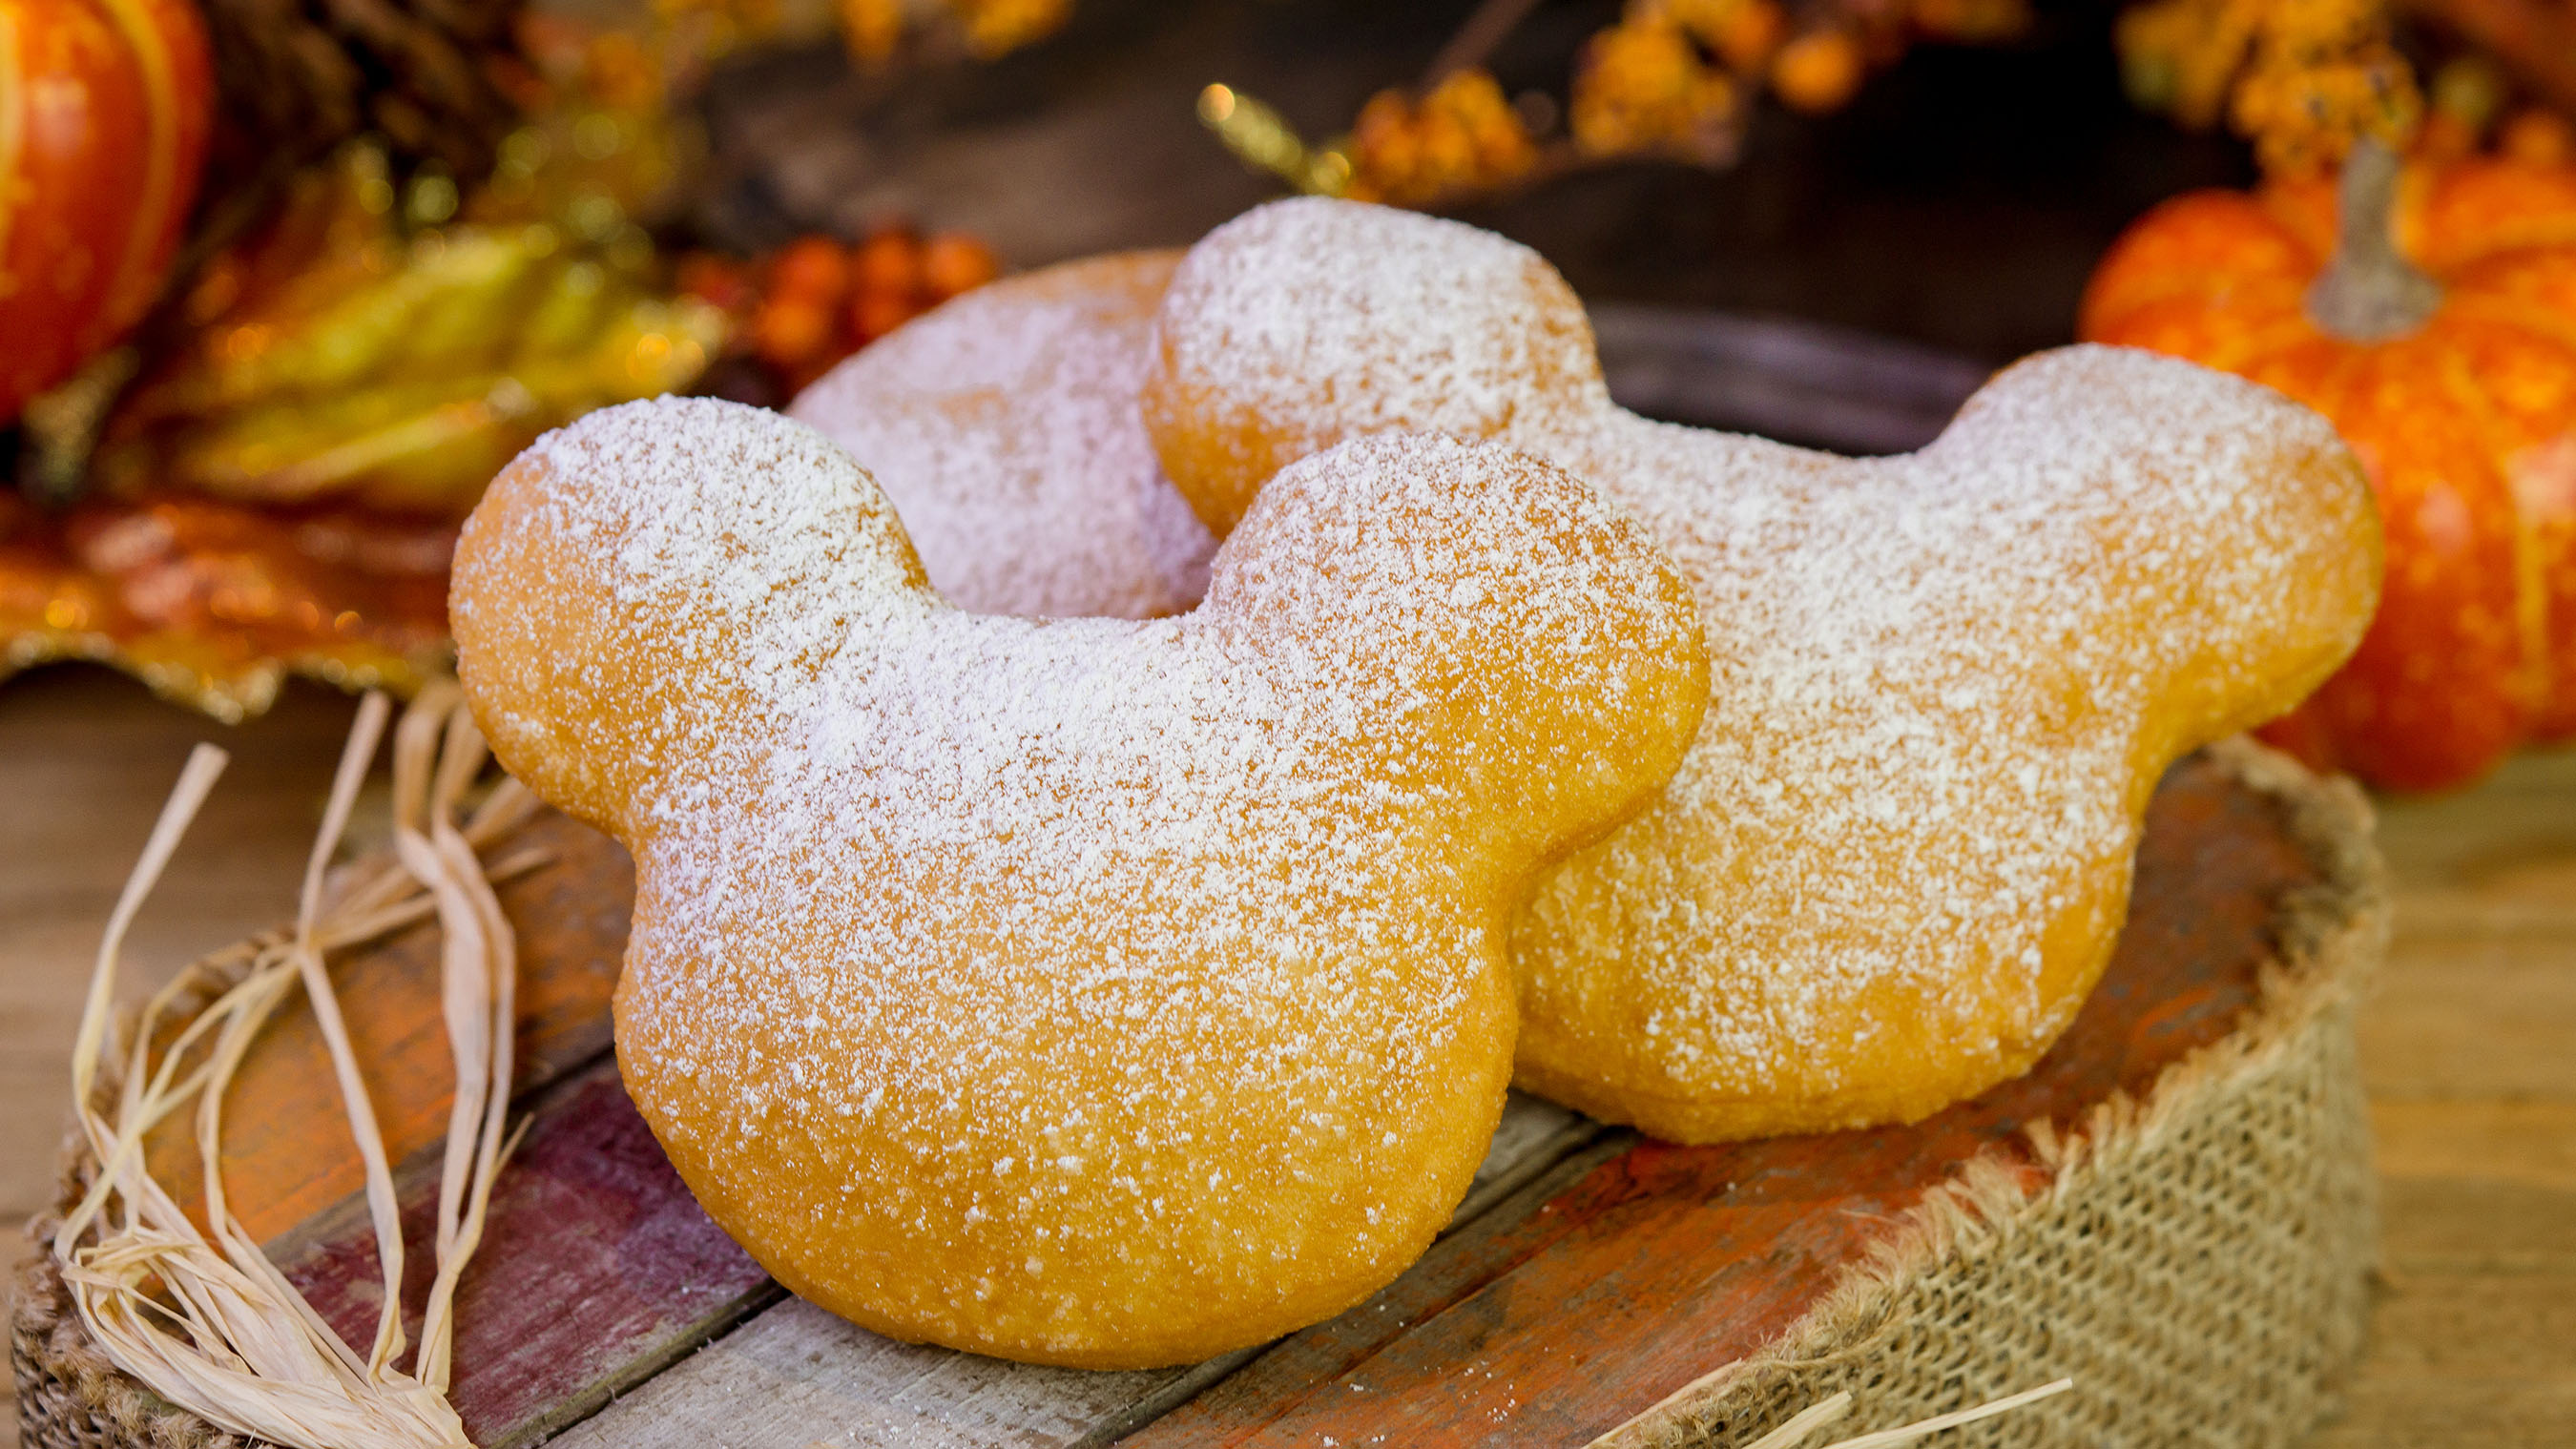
(3, 664), (2571, 1446)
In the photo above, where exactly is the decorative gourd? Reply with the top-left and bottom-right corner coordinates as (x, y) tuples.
(0, 0), (216, 421)
(2083, 139), (2576, 790)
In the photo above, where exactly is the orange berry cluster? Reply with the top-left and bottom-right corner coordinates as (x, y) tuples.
(836, 0), (1070, 66)
(1768, 30), (1864, 115)
(1570, 5), (1749, 161)
(1567, 0), (2025, 165)
(1249, 0), (2040, 213)
(2232, 0), (2421, 175)
(2117, 0), (2422, 175)
(1346, 70), (1540, 206)
(683, 228), (1002, 395)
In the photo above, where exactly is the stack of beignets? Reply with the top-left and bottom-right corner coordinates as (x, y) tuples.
(451, 198), (2381, 1370)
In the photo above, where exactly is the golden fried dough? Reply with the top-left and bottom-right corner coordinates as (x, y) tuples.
(1142, 198), (2383, 1143)
(450, 401), (1707, 1366)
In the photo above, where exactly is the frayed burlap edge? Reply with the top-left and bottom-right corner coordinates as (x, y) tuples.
(16, 738), (2385, 1449)
(1592, 735), (2387, 1448)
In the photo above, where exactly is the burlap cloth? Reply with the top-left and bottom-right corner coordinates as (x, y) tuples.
(15, 738), (2386, 1449)
(1595, 738), (2387, 1447)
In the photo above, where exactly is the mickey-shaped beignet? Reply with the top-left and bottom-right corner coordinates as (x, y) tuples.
(1145, 198), (2383, 1144)
(790, 251), (1214, 618)
(449, 399), (1707, 1368)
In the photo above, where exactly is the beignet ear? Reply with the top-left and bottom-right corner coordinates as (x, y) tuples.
(1924, 346), (2383, 769)
(1144, 197), (1609, 535)
(451, 397), (934, 836)
(786, 250), (1215, 620)
(1202, 432), (1708, 886)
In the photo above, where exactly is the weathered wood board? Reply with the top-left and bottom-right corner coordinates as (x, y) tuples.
(538, 1095), (1593, 1449)
(278, 1065), (777, 1447)
(148, 812), (634, 1244)
(2309, 747), (2576, 1447)
(260, 1052), (1584, 1447)
(149, 749), (2318, 1449)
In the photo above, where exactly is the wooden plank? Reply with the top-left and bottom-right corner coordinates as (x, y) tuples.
(2319, 749), (2576, 1448)
(2362, 753), (2576, 1104)
(557, 1296), (1180, 1449)
(2357, 939), (2576, 1102)
(2307, 1270), (2576, 1447)
(2312, 1379), (2576, 1447)
(544, 1093), (1595, 1449)
(142, 809), (634, 1243)
(2367, 749), (2576, 891)
(2372, 1098), (2576, 1195)
(1446, 1094), (1591, 1228)
(2378, 1176), (2576, 1276)
(276, 1063), (776, 1448)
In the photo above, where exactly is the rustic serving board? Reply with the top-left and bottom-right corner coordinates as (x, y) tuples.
(77, 742), (2329, 1449)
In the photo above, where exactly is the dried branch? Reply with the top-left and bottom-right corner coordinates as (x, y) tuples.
(1423, 0), (1548, 88)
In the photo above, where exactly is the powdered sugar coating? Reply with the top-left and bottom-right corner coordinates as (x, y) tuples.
(448, 400), (1707, 1365)
(790, 252), (1214, 618)
(1145, 199), (2382, 1141)
(1143, 198), (1608, 536)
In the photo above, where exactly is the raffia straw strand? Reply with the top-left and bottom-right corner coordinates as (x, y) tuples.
(59, 693), (452, 1443)
(399, 692), (486, 1278)
(399, 682), (523, 1395)
(56, 720), (466, 1444)
(50, 685), (531, 1449)
(1740, 1392), (1855, 1449)
(54, 834), (551, 1251)
(287, 692), (412, 1377)
(1611, 1375), (2071, 1449)
(65, 745), (229, 1140)
(1805, 1378), (2074, 1449)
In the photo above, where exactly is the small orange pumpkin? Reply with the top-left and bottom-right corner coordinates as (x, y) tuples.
(2082, 140), (2576, 791)
(0, 0), (216, 422)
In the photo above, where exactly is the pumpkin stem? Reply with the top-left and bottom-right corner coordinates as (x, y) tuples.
(2306, 136), (2442, 341)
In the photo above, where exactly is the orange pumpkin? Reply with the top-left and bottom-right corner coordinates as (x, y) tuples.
(0, 0), (216, 421)
(2082, 140), (2576, 791)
